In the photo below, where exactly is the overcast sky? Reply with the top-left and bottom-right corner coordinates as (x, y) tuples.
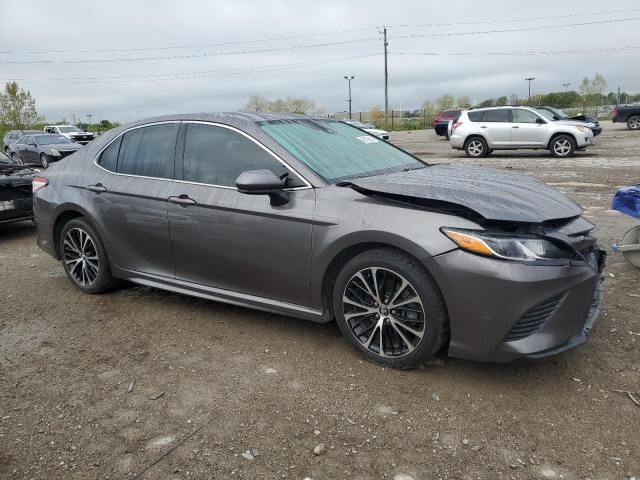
(1, 0), (639, 123)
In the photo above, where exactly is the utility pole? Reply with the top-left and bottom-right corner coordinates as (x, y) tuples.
(380, 27), (389, 130)
(617, 86), (621, 105)
(525, 77), (535, 104)
(562, 83), (570, 108)
(86, 114), (92, 127)
(344, 76), (354, 119)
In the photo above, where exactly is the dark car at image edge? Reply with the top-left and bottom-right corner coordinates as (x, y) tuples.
(0, 150), (37, 224)
(33, 113), (605, 367)
(612, 104), (640, 130)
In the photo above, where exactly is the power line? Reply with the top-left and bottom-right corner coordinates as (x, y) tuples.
(395, 46), (640, 56)
(386, 7), (640, 28)
(2, 53), (381, 85)
(0, 27), (376, 56)
(0, 37), (378, 65)
(3, 7), (638, 56)
(390, 16), (640, 39)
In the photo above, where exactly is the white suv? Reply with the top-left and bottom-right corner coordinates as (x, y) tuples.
(43, 125), (95, 145)
(449, 106), (594, 158)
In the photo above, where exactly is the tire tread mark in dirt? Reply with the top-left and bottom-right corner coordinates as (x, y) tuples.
(132, 418), (213, 479)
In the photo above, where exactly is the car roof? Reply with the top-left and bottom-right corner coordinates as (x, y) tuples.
(112, 112), (326, 133)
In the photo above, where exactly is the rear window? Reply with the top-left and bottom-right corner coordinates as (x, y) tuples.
(441, 110), (460, 120)
(467, 111), (484, 122)
(483, 109), (510, 122)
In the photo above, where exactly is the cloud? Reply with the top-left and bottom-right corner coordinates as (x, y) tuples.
(1, 0), (638, 122)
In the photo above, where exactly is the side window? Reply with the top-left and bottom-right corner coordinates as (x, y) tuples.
(26, 136), (35, 145)
(97, 135), (122, 172)
(483, 109), (510, 122)
(117, 123), (178, 178)
(467, 111), (484, 122)
(182, 124), (304, 188)
(512, 109), (541, 124)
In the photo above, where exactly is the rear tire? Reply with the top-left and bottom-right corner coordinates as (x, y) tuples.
(627, 115), (640, 130)
(549, 134), (576, 158)
(59, 218), (119, 294)
(464, 137), (488, 158)
(332, 248), (448, 369)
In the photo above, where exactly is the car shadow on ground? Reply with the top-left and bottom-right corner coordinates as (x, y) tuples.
(0, 221), (35, 242)
(108, 281), (574, 390)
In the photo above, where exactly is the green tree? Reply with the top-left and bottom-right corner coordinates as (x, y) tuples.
(0, 81), (40, 129)
(495, 96), (508, 106)
(435, 95), (455, 112)
(456, 96), (472, 108)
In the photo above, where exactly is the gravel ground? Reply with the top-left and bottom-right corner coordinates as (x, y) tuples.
(1, 124), (638, 480)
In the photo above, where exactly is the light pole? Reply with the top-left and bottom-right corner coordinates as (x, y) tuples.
(525, 77), (535, 104)
(344, 75), (354, 119)
(562, 83), (570, 108)
(86, 114), (92, 127)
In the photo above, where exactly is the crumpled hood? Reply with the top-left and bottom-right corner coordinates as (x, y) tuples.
(365, 128), (389, 136)
(347, 164), (582, 223)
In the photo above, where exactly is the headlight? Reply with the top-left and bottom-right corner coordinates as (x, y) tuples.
(442, 228), (574, 262)
(575, 126), (590, 133)
(50, 149), (61, 156)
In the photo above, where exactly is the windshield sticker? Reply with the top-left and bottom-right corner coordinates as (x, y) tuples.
(356, 135), (379, 144)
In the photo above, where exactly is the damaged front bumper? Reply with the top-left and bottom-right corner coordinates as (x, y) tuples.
(423, 245), (605, 363)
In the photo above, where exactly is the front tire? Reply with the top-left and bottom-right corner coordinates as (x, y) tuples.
(333, 248), (448, 369)
(549, 134), (576, 158)
(60, 218), (119, 294)
(40, 153), (49, 168)
(464, 137), (488, 158)
(627, 115), (640, 130)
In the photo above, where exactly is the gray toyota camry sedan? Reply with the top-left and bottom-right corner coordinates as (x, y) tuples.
(33, 113), (605, 368)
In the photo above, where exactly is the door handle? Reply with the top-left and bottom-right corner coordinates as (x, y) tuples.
(480, 125), (488, 128)
(512, 126), (520, 128)
(168, 194), (196, 206)
(87, 184), (107, 193)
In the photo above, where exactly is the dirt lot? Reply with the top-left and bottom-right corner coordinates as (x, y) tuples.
(1, 125), (639, 480)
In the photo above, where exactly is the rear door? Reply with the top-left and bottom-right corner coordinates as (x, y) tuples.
(84, 122), (179, 277)
(479, 109), (512, 146)
(20, 136), (38, 164)
(510, 108), (548, 146)
(166, 122), (315, 307)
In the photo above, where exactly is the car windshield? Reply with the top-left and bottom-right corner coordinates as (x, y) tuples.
(56, 126), (81, 133)
(36, 135), (73, 145)
(259, 119), (426, 183)
(537, 107), (567, 120)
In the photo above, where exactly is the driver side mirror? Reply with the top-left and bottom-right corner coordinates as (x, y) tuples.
(236, 169), (290, 206)
(536, 117), (546, 124)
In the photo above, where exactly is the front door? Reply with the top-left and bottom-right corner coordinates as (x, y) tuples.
(83, 122), (179, 277)
(510, 108), (548, 146)
(167, 122), (315, 307)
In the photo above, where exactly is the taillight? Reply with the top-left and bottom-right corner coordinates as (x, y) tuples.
(32, 175), (48, 193)
(453, 121), (463, 130)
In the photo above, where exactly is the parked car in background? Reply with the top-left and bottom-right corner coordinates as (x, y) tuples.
(43, 125), (95, 144)
(0, 149), (36, 225)
(3, 129), (42, 154)
(11, 134), (83, 168)
(612, 105), (640, 130)
(342, 120), (390, 140)
(34, 113), (604, 367)
(535, 106), (602, 136)
(433, 109), (462, 138)
(450, 106), (595, 158)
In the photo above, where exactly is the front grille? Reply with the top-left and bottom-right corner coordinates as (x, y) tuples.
(59, 150), (76, 158)
(505, 293), (566, 342)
